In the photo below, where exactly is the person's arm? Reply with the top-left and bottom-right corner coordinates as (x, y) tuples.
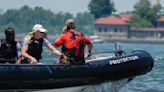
(54, 35), (64, 47)
(84, 36), (93, 57)
(44, 38), (62, 57)
(21, 45), (38, 64)
(87, 44), (93, 57)
(21, 38), (38, 64)
(15, 41), (21, 64)
(47, 43), (61, 57)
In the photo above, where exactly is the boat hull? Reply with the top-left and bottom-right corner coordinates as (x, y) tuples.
(0, 50), (154, 89)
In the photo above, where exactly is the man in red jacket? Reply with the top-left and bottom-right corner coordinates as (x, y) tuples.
(54, 19), (93, 65)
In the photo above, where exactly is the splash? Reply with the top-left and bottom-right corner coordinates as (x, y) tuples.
(79, 78), (130, 92)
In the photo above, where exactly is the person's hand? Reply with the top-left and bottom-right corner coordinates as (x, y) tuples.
(57, 55), (64, 61)
(16, 58), (22, 64)
(87, 52), (92, 57)
(15, 57), (22, 64)
(30, 57), (38, 64)
(15, 60), (21, 64)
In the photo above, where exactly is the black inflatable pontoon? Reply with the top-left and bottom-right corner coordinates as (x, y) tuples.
(0, 50), (154, 89)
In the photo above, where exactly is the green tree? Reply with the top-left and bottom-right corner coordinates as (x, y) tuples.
(54, 12), (73, 34)
(160, 8), (164, 15)
(150, 4), (163, 19)
(134, 0), (162, 20)
(0, 5), (95, 35)
(0, 8), (4, 14)
(88, 0), (115, 19)
(134, 0), (151, 19)
(130, 14), (152, 28)
(76, 12), (94, 35)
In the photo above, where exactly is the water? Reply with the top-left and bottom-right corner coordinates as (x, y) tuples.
(39, 42), (163, 92)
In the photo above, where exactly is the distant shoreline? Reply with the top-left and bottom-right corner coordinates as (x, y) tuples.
(1, 32), (164, 44)
(103, 38), (164, 44)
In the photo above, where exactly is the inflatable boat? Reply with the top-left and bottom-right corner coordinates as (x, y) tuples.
(0, 50), (154, 89)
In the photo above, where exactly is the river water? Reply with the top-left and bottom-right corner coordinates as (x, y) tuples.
(36, 41), (163, 92)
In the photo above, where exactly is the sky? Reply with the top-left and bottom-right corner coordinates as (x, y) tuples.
(0, 0), (164, 15)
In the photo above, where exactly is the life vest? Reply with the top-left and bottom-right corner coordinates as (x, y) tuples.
(0, 39), (18, 63)
(62, 31), (86, 65)
(27, 38), (43, 61)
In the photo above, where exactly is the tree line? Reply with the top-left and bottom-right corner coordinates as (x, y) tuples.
(131, 0), (164, 28)
(0, 0), (163, 35)
(0, 5), (94, 35)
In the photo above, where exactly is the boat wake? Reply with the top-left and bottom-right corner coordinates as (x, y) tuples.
(154, 56), (164, 61)
(79, 78), (129, 92)
(34, 78), (130, 92)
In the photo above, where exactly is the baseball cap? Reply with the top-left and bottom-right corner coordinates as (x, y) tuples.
(32, 24), (47, 33)
(65, 19), (76, 29)
(39, 28), (47, 33)
(65, 19), (75, 26)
